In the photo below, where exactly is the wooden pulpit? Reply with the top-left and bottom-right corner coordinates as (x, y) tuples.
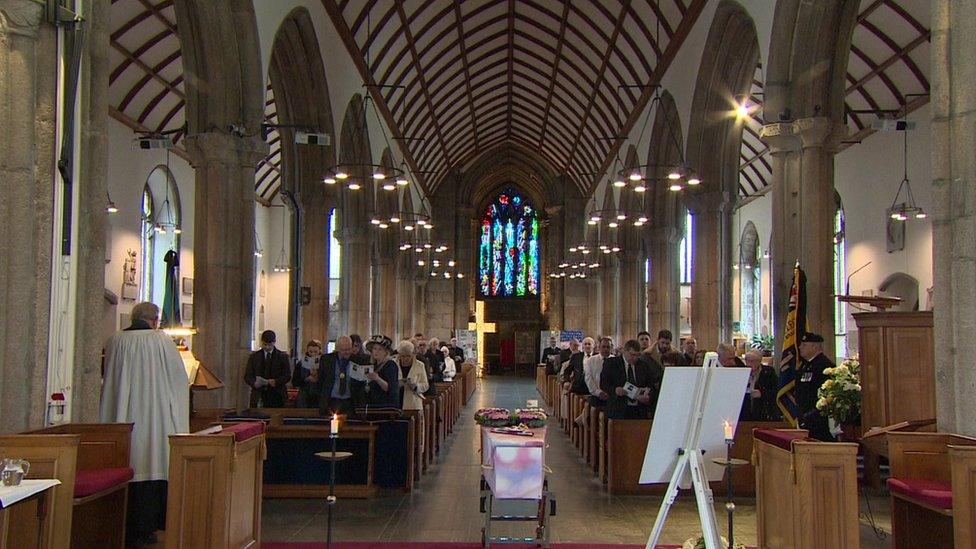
(853, 311), (936, 487)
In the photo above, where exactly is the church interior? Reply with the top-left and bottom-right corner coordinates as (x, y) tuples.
(2, 0), (975, 547)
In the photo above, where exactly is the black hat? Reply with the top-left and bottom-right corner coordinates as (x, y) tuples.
(365, 334), (393, 353)
(260, 330), (277, 343)
(800, 332), (824, 343)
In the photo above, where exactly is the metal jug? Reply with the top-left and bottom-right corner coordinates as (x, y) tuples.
(1, 458), (30, 486)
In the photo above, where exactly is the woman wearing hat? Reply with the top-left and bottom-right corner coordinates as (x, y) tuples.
(364, 335), (400, 408)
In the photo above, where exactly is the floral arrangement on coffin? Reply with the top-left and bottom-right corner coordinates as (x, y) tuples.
(682, 535), (745, 549)
(513, 408), (548, 428)
(475, 408), (513, 427)
(816, 356), (862, 425)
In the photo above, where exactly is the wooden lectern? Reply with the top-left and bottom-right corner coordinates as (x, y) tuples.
(853, 310), (936, 487)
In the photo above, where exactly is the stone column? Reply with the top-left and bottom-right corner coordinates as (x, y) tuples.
(72, 0), (111, 422)
(601, 256), (619, 342)
(298, 193), (331, 343)
(373, 253), (396, 338)
(453, 207), (476, 332)
(688, 190), (733, 350)
(185, 132), (267, 409)
(762, 118), (844, 359)
(338, 226), (370, 336)
(395, 254), (413, 339)
(646, 228), (681, 337)
(545, 205), (565, 328)
(0, 1), (56, 432)
(617, 249), (642, 341)
(932, 0), (976, 436)
(585, 277), (601, 338)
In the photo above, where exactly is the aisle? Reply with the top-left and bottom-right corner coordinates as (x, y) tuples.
(261, 376), (761, 545)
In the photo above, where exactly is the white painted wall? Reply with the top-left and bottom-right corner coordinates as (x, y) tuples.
(104, 120), (195, 334)
(255, 199), (294, 353)
(733, 105), (934, 355)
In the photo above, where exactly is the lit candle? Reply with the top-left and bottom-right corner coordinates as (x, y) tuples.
(331, 413), (339, 435)
(723, 419), (734, 440)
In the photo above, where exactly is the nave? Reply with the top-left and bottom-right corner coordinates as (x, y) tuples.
(261, 376), (892, 547)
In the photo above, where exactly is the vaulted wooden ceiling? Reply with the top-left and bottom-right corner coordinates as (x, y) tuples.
(322, 0), (707, 196)
(107, 0), (932, 201)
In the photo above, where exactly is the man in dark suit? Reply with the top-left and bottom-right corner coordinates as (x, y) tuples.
(447, 337), (466, 363)
(244, 330), (290, 408)
(317, 335), (364, 415)
(541, 335), (561, 375)
(740, 350), (779, 421)
(600, 339), (663, 419)
(796, 332), (833, 441)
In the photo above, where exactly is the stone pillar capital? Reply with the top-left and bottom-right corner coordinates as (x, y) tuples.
(684, 190), (730, 215)
(184, 132), (269, 169)
(760, 118), (847, 154)
(0, 1), (44, 38)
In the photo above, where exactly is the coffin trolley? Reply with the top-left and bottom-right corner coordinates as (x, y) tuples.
(479, 426), (555, 548)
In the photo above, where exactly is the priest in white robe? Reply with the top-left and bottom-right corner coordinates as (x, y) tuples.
(100, 301), (189, 546)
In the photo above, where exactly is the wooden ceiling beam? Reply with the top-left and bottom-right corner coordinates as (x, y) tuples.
(537, 1), (572, 150)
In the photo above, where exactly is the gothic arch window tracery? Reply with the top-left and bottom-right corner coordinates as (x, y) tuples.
(478, 187), (541, 298)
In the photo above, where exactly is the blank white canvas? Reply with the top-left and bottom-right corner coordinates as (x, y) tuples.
(639, 366), (751, 484)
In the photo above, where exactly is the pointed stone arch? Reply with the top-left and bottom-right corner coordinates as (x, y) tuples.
(173, 0), (267, 408)
(267, 6), (337, 347)
(684, 0), (760, 349)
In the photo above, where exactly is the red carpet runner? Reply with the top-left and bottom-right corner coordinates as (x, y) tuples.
(263, 542), (762, 548)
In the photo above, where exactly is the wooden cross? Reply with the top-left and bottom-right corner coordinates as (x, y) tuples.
(468, 300), (496, 377)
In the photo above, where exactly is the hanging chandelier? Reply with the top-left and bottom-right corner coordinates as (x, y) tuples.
(272, 203), (291, 273)
(887, 113), (926, 221)
(143, 150), (182, 235)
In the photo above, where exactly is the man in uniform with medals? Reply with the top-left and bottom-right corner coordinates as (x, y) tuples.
(795, 332), (834, 441)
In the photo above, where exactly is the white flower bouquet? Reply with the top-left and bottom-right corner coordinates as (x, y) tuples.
(816, 357), (862, 424)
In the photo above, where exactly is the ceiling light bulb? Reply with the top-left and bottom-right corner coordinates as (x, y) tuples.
(404, 225), (414, 231)
(396, 177), (409, 186)
(418, 260), (425, 266)
(390, 217), (400, 223)
(372, 171), (386, 180)
(638, 216), (648, 223)
(591, 215), (601, 222)
(382, 183), (396, 191)
(106, 201), (118, 214)
(590, 263), (599, 268)
(634, 184), (647, 192)
(667, 170), (682, 180)
(669, 184), (683, 192)
(603, 248), (611, 254)
(335, 171), (349, 180)
(444, 272), (451, 279)
(425, 224), (433, 229)
(371, 218), (381, 225)
(736, 102), (751, 119)
(173, 226), (182, 234)
(581, 249), (590, 254)
(587, 219), (597, 225)
(378, 223), (389, 229)
(431, 271), (437, 277)
(324, 177), (337, 185)
(254, 249), (263, 258)
(608, 221), (618, 228)
(424, 243), (432, 249)
(744, 264), (752, 270)
(347, 182), (361, 190)
(612, 246), (620, 252)
(415, 248), (423, 253)
(915, 211), (927, 219)
(457, 273), (464, 279)
(448, 260), (456, 267)
(634, 221), (643, 227)
(616, 213), (626, 220)
(628, 171), (642, 181)
(687, 176), (701, 186)
(613, 178), (626, 188)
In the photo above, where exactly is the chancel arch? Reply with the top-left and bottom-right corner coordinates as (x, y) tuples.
(684, 0), (761, 351)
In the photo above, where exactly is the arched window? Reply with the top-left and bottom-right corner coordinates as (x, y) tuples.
(140, 166), (181, 303)
(478, 187), (541, 297)
(833, 198), (847, 357)
(328, 208), (341, 343)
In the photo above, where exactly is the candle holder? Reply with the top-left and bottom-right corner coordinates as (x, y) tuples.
(711, 438), (748, 549)
(315, 426), (353, 549)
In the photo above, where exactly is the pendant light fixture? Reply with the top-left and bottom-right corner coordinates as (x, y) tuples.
(273, 204), (291, 273)
(887, 112), (926, 221)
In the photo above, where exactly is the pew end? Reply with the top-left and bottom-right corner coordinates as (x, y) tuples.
(754, 428), (860, 549)
(165, 422), (267, 549)
(0, 434), (80, 549)
(950, 445), (976, 548)
(886, 432), (976, 549)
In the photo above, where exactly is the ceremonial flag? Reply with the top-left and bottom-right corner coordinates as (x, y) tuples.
(776, 263), (807, 425)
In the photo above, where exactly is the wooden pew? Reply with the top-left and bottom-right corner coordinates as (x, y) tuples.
(165, 422), (266, 549)
(0, 434), (79, 549)
(588, 404), (602, 470)
(536, 365), (547, 399)
(950, 444), (976, 548)
(886, 432), (976, 549)
(606, 419), (657, 494)
(754, 428), (859, 549)
(598, 410), (608, 483)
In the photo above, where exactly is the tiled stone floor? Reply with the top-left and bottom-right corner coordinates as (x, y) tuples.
(262, 376), (893, 546)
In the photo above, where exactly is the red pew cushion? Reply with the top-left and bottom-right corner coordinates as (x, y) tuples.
(221, 421), (265, 442)
(74, 467), (134, 498)
(888, 477), (953, 510)
(754, 428), (810, 451)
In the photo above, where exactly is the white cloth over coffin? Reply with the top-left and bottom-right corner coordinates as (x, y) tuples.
(99, 330), (189, 482)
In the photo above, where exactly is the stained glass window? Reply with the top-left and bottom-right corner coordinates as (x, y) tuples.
(479, 188), (540, 297)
